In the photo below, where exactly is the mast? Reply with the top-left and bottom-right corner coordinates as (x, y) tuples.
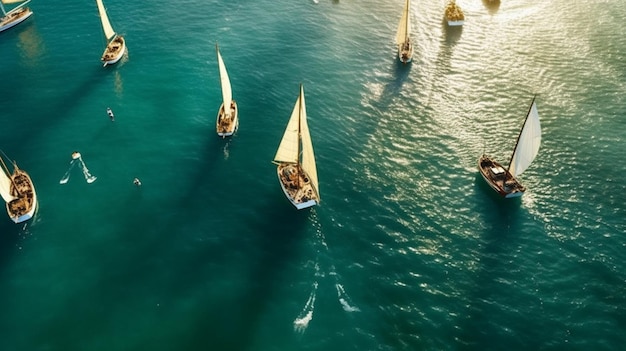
(507, 94), (537, 172)
(297, 84), (303, 189)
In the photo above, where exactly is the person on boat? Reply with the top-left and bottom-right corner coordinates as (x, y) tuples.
(107, 107), (115, 121)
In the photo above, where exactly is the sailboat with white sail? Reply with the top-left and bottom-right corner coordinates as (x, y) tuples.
(215, 43), (238, 137)
(0, 153), (37, 223)
(95, 0), (125, 66)
(396, 0), (413, 64)
(0, 0), (32, 33)
(478, 96), (541, 198)
(273, 84), (320, 210)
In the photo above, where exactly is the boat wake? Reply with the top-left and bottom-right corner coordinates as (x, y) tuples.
(293, 281), (317, 333)
(292, 211), (359, 333)
(59, 152), (97, 184)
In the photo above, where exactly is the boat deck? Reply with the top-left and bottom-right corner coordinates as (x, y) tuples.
(478, 155), (525, 197)
(277, 164), (318, 206)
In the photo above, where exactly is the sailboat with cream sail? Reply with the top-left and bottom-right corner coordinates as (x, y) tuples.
(273, 84), (320, 210)
(0, 152), (37, 223)
(478, 96), (541, 198)
(215, 43), (238, 137)
(95, 0), (125, 66)
(0, 0), (33, 33)
(396, 0), (413, 64)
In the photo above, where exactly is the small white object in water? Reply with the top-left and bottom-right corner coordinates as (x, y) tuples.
(71, 151), (81, 160)
(133, 178), (142, 186)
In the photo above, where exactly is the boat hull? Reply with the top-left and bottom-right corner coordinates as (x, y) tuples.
(276, 163), (318, 210)
(397, 41), (414, 64)
(447, 20), (464, 26)
(216, 101), (239, 137)
(478, 155), (525, 198)
(101, 36), (126, 66)
(0, 7), (32, 32)
(6, 169), (37, 223)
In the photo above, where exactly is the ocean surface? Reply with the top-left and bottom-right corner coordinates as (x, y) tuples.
(1, 0), (625, 350)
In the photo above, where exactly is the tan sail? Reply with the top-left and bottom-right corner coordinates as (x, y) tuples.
(96, 0), (116, 41)
(298, 85), (319, 200)
(273, 90), (302, 164)
(216, 44), (233, 120)
(396, 0), (411, 46)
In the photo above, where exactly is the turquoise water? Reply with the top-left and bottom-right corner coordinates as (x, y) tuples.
(1, 0), (625, 350)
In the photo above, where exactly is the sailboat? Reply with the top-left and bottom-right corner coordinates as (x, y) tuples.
(215, 43), (238, 137)
(272, 84), (320, 210)
(444, 0), (465, 27)
(478, 96), (541, 198)
(396, 0), (413, 64)
(0, 0), (33, 33)
(0, 153), (37, 223)
(95, 0), (125, 66)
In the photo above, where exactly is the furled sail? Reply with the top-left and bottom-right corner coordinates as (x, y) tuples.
(0, 0), (30, 15)
(96, 0), (116, 41)
(396, 0), (411, 45)
(509, 100), (541, 177)
(298, 85), (319, 199)
(216, 45), (233, 119)
(0, 165), (16, 203)
(273, 89), (303, 165)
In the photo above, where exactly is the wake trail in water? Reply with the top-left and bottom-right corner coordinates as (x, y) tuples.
(292, 211), (359, 333)
(59, 153), (97, 184)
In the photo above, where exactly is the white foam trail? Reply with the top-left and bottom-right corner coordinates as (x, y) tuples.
(310, 211), (360, 313)
(59, 160), (77, 184)
(78, 157), (97, 183)
(293, 281), (317, 333)
(223, 141), (230, 160)
(335, 282), (360, 312)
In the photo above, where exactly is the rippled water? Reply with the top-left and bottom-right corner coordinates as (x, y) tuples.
(0, 0), (624, 350)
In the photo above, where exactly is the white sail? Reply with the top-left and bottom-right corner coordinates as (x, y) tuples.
(0, 163), (16, 203)
(273, 89), (303, 164)
(96, 0), (116, 41)
(509, 100), (541, 177)
(396, 0), (411, 45)
(216, 45), (233, 119)
(298, 85), (319, 199)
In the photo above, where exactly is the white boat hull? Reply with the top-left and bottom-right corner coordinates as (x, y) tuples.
(6, 169), (37, 224)
(216, 101), (239, 137)
(276, 164), (318, 210)
(0, 7), (32, 32)
(478, 155), (525, 198)
(447, 20), (464, 26)
(102, 36), (126, 66)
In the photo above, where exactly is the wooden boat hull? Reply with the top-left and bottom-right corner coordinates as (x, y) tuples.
(397, 41), (413, 64)
(0, 7), (32, 32)
(276, 163), (318, 210)
(6, 169), (37, 223)
(216, 101), (239, 137)
(101, 36), (126, 66)
(478, 155), (525, 198)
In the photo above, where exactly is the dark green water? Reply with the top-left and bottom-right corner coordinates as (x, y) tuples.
(1, 0), (624, 350)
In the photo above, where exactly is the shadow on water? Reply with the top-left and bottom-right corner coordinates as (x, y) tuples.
(454, 175), (529, 349)
(180, 198), (311, 351)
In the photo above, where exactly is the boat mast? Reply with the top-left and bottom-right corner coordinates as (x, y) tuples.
(297, 84), (303, 189)
(507, 94), (537, 172)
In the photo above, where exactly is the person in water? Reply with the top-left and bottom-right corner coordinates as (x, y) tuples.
(107, 107), (115, 121)
(133, 178), (141, 187)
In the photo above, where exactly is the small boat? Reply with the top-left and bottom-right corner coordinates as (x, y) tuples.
(215, 43), (239, 137)
(396, 0), (413, 64)
(478, 96), (541, 198)
(95, 0), (126, 66)
(0, 153), (37, 223)
(107, 107), (115, 121)
(272, 84), (320, 209)
(444, 0), (465, 26)
(0, 0), (33, 33)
